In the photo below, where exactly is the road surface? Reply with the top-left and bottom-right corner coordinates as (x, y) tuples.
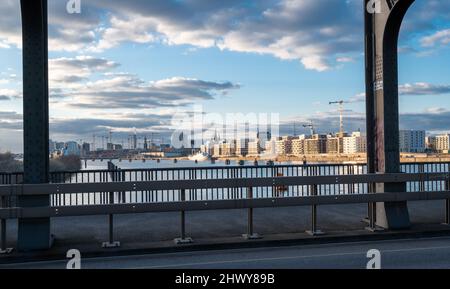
(2, 236), (450, 269)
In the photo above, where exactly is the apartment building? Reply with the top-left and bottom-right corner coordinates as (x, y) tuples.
(304, 134), (327, 155)
(343, 132), (367, 154)
(399, 130), (426, 153)
(435, 134), (450, 153)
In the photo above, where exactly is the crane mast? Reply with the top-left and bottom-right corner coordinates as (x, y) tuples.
(329, 100), (347, 137)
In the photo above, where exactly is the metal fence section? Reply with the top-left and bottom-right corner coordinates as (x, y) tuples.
(0, 165), (449, 250)
(0, 162), (449, 207)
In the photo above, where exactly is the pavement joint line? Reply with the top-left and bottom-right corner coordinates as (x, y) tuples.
(4, 236), (450, 268)
(2, 228), (450, 265)
(116, 244), (450, 269)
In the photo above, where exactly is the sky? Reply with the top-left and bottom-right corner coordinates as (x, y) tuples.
(0, 0), (449, 152)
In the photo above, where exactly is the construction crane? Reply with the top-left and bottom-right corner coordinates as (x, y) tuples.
(92, 134), (96, 151)
(329, 100), (349, 137)
(303, 121), (316, 136)
(109, 130), (113, 145)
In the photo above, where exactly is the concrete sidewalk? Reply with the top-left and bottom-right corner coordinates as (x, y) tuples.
(1, 200), (450, 263)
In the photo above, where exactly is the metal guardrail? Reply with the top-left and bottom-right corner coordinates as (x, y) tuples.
(0, 162), (449, 249)
(2, 162), (449, 206)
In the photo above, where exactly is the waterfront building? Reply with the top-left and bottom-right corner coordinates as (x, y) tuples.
(248, 140), (262, 156)
(326, 136), (340, 154)
(63, 141), (81, 156)
(81, 143), (90, 156)
(435, 134), (450, 153)
(343, 132), (367, 154)
(399, 130), (426, 153)
(425, 136), (437, 152)
(304, 134), (327, 155)
(275, 136), (294, 156)
(220, 141), (235, 157)
(213, 143), (221, 157)
(292, 135), (307, 156)
(235, 139), (249, 156)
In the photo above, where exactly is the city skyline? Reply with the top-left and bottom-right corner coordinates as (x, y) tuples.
(0, 0), (450, 153)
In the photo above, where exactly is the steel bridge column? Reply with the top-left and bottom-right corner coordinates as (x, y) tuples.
(17, 0), (52, 251)
(365, 0), (414, 229)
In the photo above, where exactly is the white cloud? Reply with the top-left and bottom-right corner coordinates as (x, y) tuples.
(399, 82), (450, 96)
(420, 29), (450, 47)
(0, 88), (20, 100)
(49, 55), (120, 88)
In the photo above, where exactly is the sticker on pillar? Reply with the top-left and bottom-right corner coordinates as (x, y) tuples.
(373, 81), (384, 91)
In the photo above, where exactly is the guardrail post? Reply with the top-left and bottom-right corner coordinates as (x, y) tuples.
(175, 189), (193, 244)
(365, 182), (383, 232)
(419, 164), (425, 192)
(102, 192), (121, 248)
(306, 184), (324, 236)
(243, 187), (261, 240)
(0, 196), (13, 254)
(445, 173), (450, 225)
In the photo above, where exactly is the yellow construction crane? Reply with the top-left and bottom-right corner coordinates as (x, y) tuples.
(329, 100), (349, 137)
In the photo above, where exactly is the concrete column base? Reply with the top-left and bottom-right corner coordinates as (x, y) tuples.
(306, 230), (325, 236)
(376, 201), (411, 230)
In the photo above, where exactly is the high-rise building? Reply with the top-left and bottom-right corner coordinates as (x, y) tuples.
(213, 143), (222, 157)
(49, 139), (57, 154)
(435, 134), (450, 153)
(63, 141), (80, 156)
(343, 132), (367, 154)
(399, 130), (426, 153)
(81, 143), (90, 156)
(220, 141), (235, 157)
(291, 136), (306, 156)
(326, 136), (340, 154)
(235, 139), (249, 156)
(248, 140), (262, 156)
(426, 136), (437, 152)
(275, 136), (294, 156)
(304, 134), (327, 155)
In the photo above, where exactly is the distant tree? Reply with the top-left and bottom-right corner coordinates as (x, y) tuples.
(0, 152), (22, 172)
(0, 153), (81, 173)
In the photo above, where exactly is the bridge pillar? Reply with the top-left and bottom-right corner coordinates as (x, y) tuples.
(364, 0), (414, 229)
(17, 0), (52, 251)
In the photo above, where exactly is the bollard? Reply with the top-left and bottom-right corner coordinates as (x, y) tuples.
(102, 192), (120, 248)
(175, 189), (193, 244)
(306, 184), (324, 236)
(243, 187), (261, 240)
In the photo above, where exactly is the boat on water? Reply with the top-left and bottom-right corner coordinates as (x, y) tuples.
(188, 152), (210, 162)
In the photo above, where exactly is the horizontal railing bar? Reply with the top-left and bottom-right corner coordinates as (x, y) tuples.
(0, 172), (448, 196)
(1, 190), (449, 219)
(0, 161), (448, 175)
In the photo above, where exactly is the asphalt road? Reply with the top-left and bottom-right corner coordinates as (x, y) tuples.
(3, 236), (450, 269)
